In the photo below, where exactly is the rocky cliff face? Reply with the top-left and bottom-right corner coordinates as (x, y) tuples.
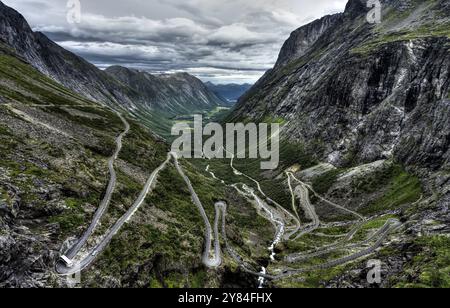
(275, 13), (342, 68)
(105, 66), (226, 116)
(229, 1), (450, 287)
(231, 0), (450, 172)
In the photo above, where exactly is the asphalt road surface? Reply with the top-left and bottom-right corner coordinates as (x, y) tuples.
(61, 113), (129, 261)
(173, 153), (222, 268)
(56, 151), (171, 275)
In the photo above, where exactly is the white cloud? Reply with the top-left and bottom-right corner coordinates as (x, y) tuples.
(207, 23), (279, 47)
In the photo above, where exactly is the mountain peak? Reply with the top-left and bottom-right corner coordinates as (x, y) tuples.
(344, 0), (368, 18)
(0, 1), (35, 53)
(344, 0), (440, 17)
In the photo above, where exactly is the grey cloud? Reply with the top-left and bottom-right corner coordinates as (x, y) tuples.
(3, 0), (348, 83)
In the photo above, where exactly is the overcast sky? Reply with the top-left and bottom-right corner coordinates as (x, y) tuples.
(4, 0), (347, 84)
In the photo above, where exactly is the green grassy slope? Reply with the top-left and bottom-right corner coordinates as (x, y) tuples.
(0, 47), (273, 288)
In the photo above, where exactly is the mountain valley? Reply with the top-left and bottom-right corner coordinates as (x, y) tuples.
(0, 0), (449, 289)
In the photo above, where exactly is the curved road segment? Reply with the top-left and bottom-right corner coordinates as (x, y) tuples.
(204, 158), (402, 283)
(172, 153), (222, 268)
(57, 151), (224, 275)
(61, 113), (129, 261)
(56, 124), (402, 283)
(292, 183), (320, 240)
(56, 152), (171, 275)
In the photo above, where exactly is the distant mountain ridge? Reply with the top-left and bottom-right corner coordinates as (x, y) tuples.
(0, 1), (137, 108)
(105, 66), (226, 116)
(0, 1), (225, 135)
(205, 82), (252, 104)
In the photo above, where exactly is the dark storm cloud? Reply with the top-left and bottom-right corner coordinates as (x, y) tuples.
(3, 0), (347, 83)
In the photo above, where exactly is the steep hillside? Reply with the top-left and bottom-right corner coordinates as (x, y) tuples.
(231, 0), (450, 171)
(0, 37), (276, 287)
(0, 1), (225, 136)
(1, 0), (449, 289)
(105, 66), (226, 116)
(226, 0), (450, 287)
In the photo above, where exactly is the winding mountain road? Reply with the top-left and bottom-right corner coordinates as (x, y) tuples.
(204, 157), (402, 284)
(57, 148), (227, 276)
(287, 173), (301, 221)
(173, 153), (222, 268)
(287, 172), (364, 220)
(293, 182), (320, 240)
(225, 148), (300, 239)
(286, 219), (396, 263)
(276, 219), (401, 279)
(60, 113), (129, 262)
(56, 120), (402, 283)
(56, 112), (174, 275)
(56, 152), (171, 275)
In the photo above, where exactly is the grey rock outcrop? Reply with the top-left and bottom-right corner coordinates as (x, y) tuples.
(231, 0), (450, 171)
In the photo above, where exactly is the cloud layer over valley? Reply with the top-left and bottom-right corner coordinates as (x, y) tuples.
(4, 0), (347, 83)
